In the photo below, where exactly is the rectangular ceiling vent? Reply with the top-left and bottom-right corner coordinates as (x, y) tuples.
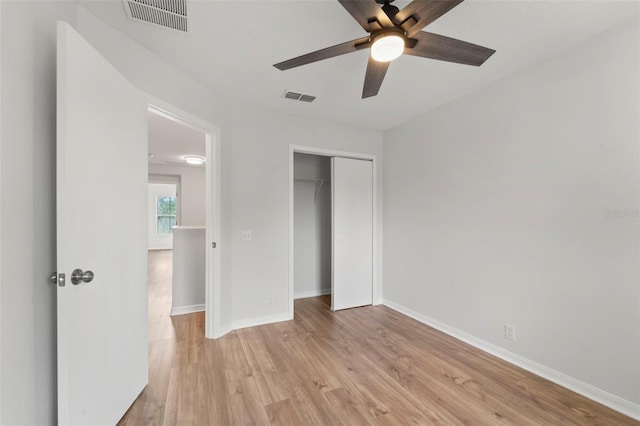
(283, 91), (316, 103)
(122, 0), (188, 33)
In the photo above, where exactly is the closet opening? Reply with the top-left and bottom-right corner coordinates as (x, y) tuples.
(289, 146), (378, 318)
(293, 153), (332, 307)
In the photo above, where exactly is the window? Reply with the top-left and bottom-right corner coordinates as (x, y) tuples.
(156, 196), (177, 235)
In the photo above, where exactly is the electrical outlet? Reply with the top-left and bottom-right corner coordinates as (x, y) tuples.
(504, 324), (516, 341)
(241, 230), (252, 241)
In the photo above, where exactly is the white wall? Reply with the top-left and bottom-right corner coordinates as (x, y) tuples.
(0, 3), (77, 424)
(149, 163), (205, 226)
(148, 183), (177, 250)
(294, 154), (331, 299)
(229, 102), (383, 327)
(383, 18), (640, 411)
(171, 227), (206, 314)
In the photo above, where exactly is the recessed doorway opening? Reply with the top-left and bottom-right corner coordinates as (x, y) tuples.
(147, 100), (222, 339)
(289, 145), (379, 318)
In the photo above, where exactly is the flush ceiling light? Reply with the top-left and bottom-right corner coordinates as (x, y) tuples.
(370, 31), (405, 63)
(184, 155), (205, 165)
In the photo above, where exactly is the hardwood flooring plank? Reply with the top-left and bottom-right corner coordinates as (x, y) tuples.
(264, 398), (302, 425)
(248, 368), (292, 406)
(323, 387), (378, 425)
(137, 339), (176, 425)
(227, 376), (271, 426)
(162, 364), (198, 426)
(197, 339), (233, 425)
(220, 330), (253, 382)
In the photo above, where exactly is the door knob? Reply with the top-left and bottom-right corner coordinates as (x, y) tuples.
(49, 272), (66, 286)
(71, 269), (94, 285)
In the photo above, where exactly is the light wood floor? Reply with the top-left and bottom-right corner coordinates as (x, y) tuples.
(119, 250), (637, 425)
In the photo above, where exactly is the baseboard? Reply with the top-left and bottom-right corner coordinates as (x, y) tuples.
(170, 303), (205, 316)
(213, 323), (233, 339)
(294, 288), (331, 300)
(382, 298), (640, 421)
(232, 312), (293, 331)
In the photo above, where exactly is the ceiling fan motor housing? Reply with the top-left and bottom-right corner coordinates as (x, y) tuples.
(370, 26), (406, 43)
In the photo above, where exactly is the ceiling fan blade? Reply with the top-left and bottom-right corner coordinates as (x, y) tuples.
(394, 0), (464, 37)
(362, 56), (389, 98)
(338, 0), (395, 32)
(405, 31), (495, 66)
(274, 36), (371, 71)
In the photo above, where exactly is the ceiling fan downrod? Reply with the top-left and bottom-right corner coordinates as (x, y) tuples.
(378, 0), (400, 20)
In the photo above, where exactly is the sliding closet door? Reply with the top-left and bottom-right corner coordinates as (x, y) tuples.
(331, 157), (373, 311)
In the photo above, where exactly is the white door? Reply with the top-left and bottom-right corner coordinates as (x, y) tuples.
(331, 157), (373, 311)
(56, 22), (148, 425)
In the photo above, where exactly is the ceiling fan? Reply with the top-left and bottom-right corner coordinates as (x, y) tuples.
(274, 0), (495, 99)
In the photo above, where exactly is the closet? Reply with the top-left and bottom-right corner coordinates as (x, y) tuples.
(294, 153), (332, 299)
(293, 152), (373, 311)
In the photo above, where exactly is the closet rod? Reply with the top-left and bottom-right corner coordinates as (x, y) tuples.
(293, 178), (328, 183)
(294, 178), (326, 203)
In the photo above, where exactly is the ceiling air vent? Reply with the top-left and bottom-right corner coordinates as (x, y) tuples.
(283, 91), (316, 103)
(284, 91), (302, 100)
(122, 0), (188, 33)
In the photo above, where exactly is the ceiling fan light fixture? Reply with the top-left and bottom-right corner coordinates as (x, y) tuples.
(184, 155), (205, 165)
(370, 33), (405, 62)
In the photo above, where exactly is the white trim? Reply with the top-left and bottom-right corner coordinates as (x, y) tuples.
(291, 145), (377, 161)
(288, 145), (380, 321)
(0, 0), (3, 419)
(216, 324), (233, 338)
(294, 288), (331, 300)
(170, 304), (205, 316)
(0, 1), (3, 423)
(382, 298), (640, 421)
(288, 149), (295, 322)
(232, 313), (292, 331)
(145, 95), (223, 340)
(148, 174), (180, 184)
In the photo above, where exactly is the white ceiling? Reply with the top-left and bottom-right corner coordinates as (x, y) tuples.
(81, 0), (639, 131)
(148, 110), (206, 166)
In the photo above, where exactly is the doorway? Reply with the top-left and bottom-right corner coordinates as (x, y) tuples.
(146, 100), (222, 339)
(293, 154), (332, 302)
(289, 145), (379, 318)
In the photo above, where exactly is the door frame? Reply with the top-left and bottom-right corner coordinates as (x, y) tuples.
(147, 96), (223, 339)
(288, 144), (380, 318)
